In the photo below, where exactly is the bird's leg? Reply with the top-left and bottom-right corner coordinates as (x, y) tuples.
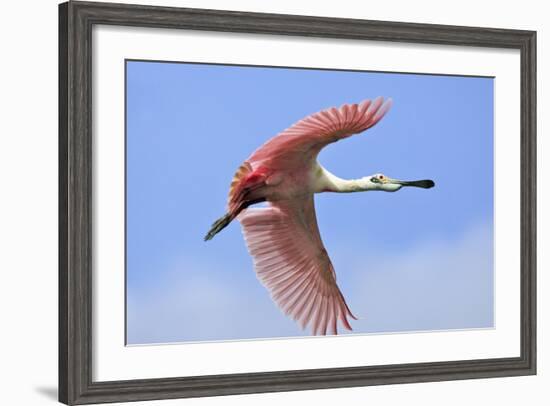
(204, 197), (266, 241)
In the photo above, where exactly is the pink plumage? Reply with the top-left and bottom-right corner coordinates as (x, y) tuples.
(244, 97), (392, 174)
(239, 199), (356, 335)
(205, 97), (394, 335)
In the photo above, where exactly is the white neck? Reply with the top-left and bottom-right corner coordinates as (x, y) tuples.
(314, 165), (372, 193)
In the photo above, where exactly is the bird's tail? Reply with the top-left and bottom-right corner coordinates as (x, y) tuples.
(204, 213), (234, 241)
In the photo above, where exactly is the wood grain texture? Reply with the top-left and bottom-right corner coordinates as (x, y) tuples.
(58, 3), (69, 404)
(58, 1), (537, 404)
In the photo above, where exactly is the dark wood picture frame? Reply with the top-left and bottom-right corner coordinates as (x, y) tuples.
(59, 1), (537, 404)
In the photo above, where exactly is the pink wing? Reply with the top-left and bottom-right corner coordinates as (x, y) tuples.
(247, 97), (393, 171)
(227, 97), (392, 212)
(239, 196), (356, 335)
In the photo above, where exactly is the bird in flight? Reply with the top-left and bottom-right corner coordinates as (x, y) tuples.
(205, 97), (434, 336)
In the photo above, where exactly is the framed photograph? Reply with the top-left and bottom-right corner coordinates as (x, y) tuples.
(59, 1), (536, 404)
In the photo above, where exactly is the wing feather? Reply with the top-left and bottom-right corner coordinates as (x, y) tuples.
(238, 197), (356, 335)
(246, 97), (392, 171)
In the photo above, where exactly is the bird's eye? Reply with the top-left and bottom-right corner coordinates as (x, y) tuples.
(379, 175), (384, 180)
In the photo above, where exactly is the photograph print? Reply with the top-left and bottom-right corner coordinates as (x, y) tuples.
(125, 60), (494, 345)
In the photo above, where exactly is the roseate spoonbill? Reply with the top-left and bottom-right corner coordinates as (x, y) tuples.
(205, 97), (434, 336)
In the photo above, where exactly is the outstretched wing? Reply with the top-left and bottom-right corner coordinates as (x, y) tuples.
(226, 97), (392, 212)
(238, 196), (356, 335)
(247, 97), (393, 171)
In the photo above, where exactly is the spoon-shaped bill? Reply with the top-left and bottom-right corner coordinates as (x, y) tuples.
(394, 179), (435, 189)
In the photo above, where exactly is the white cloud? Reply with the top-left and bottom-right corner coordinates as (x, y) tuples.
(127, 258), (303, 344)
(127, 222), (494, 344)
(343, 221), (494, 333)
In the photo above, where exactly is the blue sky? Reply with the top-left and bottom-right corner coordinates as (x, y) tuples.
(126, 60), (494, 344)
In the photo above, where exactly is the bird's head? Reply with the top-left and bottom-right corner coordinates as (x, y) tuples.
(361, 173), (435, 192)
